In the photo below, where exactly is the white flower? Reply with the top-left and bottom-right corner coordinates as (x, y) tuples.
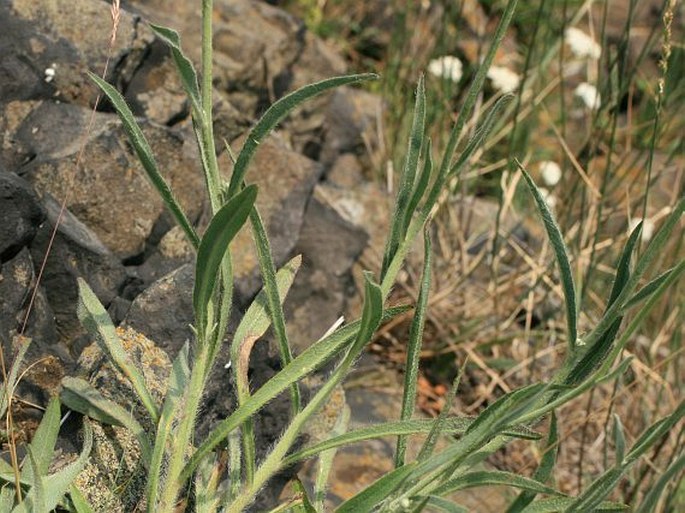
(565, 27), (602, 60)
(539, 161), (562, 187)
(628, 217), (655, 243)
(427, 55), (463, 82)
(44, 65), (56, 83)
(574, 82), (601, 109)
(538, 187), (558, 210)
(487, 65), (520, 93)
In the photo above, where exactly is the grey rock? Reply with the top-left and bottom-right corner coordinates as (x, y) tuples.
(0, 0), (153, 108)
(285, 192), (367, 353)
(0, 171), (45, 262)
(19, 101), (205, 258)
(320, 87), (383, 167)
(123, 263), (195, 358)
(29, 195), (128, 347)
(0, 247), (59, 364)
(126, 0), (304, 104)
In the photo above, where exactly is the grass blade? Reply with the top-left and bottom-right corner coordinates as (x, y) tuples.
(194, 184), (257, 334)
(76, 278), (159, 424)
(396, 226), (432, 467)
(88, 72), (200, 249)
(517, 160), (578, 352)
(334, 463), (416, 513)
(226, 73), (378, 198)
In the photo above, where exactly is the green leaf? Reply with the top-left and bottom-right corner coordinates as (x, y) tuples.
(335, 463), (416, 513)
(396, 226), (432, 467)
(517, 161), (577, 351)
(403, 138), (433, 235)
(181, 305), (411, 481)
(382, 75), (426, 277)
(23, 397), (61, 482)
(60, 376), (152, 463)
(194, 184), (258, 333)
(608, 221), (642, 306)
(148, 24), (202, 116)
(76, 278), (159, 424)
(87, 72), (200, 249)
(432, 470), (562, 497)
(227, 73), (378, 198)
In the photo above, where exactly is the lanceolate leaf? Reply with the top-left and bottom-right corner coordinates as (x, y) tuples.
(517, 161), (577, 351)
(0, 336), (32, 418)
(194, 184), (257, 333)
(88, 72), (200, 249)
(227, 73), (378, 197)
